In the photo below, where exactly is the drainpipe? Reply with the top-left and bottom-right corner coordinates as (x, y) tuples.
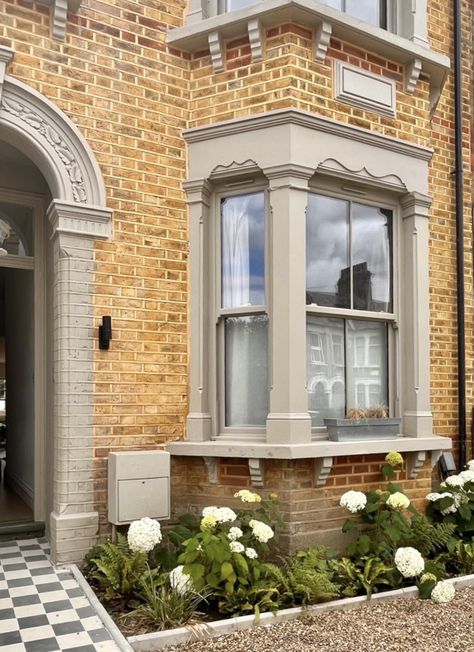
(453, 0), (466, 469)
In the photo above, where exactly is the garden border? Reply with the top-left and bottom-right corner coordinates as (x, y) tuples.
(64, 564), (135, 652)
(125, 574), (474, 652)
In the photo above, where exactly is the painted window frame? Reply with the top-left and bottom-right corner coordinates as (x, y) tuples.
(212, 181), (270, 438)
(305, 180), (399, 436)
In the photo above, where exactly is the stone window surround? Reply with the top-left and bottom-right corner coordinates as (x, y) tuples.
(167, 0), (450, 112)
(166, 107), (452, 484)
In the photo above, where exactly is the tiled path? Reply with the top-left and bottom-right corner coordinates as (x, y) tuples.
(0, 538), (121, 652)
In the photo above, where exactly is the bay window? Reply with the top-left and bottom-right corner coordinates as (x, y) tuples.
(180, 109), (436, 456)
(319, 0), (388, 28)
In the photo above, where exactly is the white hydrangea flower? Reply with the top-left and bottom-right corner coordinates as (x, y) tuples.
(459, 469), (474, 484)
(340, 490), (367, 514)
(426, 492), (445, 502)
(169, 565), (193, 595)
(229, 541), (245, 554)
(234, 489), (262, 503)
(202, 506), (237, 523)
(394, 547), (425, 578)
(467, 460), (474, 471)
(431, 581), (455, 604)
(245, 547), (258, 559)
(386, 491), (410, 511)
(228, 527), (243, 541)
(127, 517), (162, 554)
(249, 519), (274, 543)
(445, 475), (465, 488)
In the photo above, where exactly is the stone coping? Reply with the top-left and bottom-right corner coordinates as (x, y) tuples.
(167, 435), (452, 460)
(127, 574), (474, 651)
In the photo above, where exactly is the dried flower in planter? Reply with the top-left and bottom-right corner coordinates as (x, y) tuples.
(344, 405), (388, 419)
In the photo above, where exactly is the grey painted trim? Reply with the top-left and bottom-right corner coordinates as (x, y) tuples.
(333, 60), (396, 118)
(0, 76), (107, 205)
(184, 109), (433, 162)
(167, 435), (452, 459)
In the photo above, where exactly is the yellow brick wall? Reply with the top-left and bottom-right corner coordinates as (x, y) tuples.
(0, 0), (472, 537)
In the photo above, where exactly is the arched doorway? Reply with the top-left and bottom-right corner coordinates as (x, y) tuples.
(0, 51), (112, 563)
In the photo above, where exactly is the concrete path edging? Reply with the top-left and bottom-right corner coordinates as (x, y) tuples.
(65, 564), (135, 652)
(126, 573), (474, 651)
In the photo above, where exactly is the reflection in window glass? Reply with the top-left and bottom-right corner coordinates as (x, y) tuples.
(318, 0), (386, 28)
(225, 315), (268, 427)
(306, 194), (349, 308)
(226, 0), (259, 9)
(345, 0), (382, 26)
(221, 192), (265, 309)
(0, 203), (34, 257)
(306, 316), (345, 426)
(346, 320), (387, 410)
(352, 203), (392, 312)
(307, 317), (388, 424)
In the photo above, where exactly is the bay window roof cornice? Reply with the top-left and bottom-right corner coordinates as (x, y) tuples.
(167, 0), (450, 111)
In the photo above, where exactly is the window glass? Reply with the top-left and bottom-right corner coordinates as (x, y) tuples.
(306, 317), (388, 425)
(0, 202), (33, 257)
(225, 315), (268, 427)
(306, 194), (349, 308)
(221, 192), (265, 309)
(306, 195), (392, 313)
(346, 319), (388, 410)
(226, 0), (259, 9)
(345, 0), (382, 26)
(352, 203), (392, 312)
(306, 316), (345, 426)
(318, 0), (386, 28)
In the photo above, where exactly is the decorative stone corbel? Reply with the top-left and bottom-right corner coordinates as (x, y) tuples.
(314, 21), (332, 64)
(314, 457), (333, 486)
(431, 449), (442, 468)
(208, 31), (224, 73)
(203, 457), (218, 484)
(248, 458), (264, 487)
(405, 58), (422, 94)
(406, 450), (426, 479)
(248, 18), (264, 62)
(0, 46), (14, 104)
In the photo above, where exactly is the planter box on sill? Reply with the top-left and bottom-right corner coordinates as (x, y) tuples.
(324, 417), (402, 442)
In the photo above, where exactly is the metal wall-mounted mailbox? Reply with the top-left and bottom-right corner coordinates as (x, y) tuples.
(108, 451), (170, 525)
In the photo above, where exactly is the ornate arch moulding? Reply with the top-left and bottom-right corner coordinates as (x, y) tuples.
(0, 74), (109, 216)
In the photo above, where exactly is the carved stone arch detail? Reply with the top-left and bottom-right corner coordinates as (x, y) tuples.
(209, 158), (263, 182)
(0, 77), (107, 207)
(316, 157), (408, 192)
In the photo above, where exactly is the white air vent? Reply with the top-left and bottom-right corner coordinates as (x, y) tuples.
(108, 451), (170, 525)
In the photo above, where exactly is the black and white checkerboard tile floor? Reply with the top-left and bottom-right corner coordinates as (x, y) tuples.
(0, 538), (121, 652)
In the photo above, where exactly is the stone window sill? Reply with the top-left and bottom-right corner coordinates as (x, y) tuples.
(167, 0), (450, 111)
(167, 435), (452, 487)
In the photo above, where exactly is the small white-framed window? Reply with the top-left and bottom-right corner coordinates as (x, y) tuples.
(215, 186), (269, 434)
(305, 187), (395, 429)
(318, 0), (390, 29)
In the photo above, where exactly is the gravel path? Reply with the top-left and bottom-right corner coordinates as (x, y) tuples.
(165, 587), (474, 652)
